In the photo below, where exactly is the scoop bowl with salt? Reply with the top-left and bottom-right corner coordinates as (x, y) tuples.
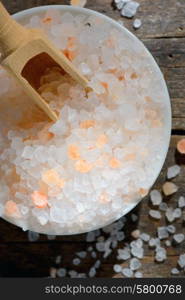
(0, 5), (171, 235)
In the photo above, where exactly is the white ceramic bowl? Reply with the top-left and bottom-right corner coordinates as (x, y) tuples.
(1, 5), (171, 235)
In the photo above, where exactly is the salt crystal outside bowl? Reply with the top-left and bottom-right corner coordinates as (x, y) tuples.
(0, 5), (171, 235)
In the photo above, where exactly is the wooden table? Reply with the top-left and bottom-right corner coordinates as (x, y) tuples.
(0, 0), (185, 278)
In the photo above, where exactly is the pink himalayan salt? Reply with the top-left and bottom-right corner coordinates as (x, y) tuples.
(75, 159), (93, 173)
(31, 191), (48, 208)
(162, 182), (178, 196)
(70, 0), (87, 7)
(5, 200), (20, 218)
(68, 144), (81, 160)
(177, 139), (185, 154)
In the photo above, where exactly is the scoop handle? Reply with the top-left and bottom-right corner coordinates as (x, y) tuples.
(0, 2), (29, 59)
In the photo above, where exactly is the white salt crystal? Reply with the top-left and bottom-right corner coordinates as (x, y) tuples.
(131, 214), (138, 222)
(171, 268), (180, 275)
(50, 267), (57, 278)
(140, 233), (150, 242)
(57, 268), (66, 277)
(149, 238), (160, 248)
(96, 242), (105, 252)
(131, 246), (144, 259)
(133, 18), (142, 29)
(89, 267), (96, 278)
(178, 254), (185, 268)
(135, 271), (143, 278)
(178, 196), (185, 208)
(76, 251), (87, 259)
(165, 240), (171, 247)
(122, 268), (133, 278)
(28, 231), (40, 242)
(55, 255), (62, 264)
(162, 182), (178, 196)
(73, 258), (81, 265)
(86, 231), (96, 242)
(173, 208), (182, 219)
(113, 264), (122, 273)
(94, 260), (101, 269)
(159, 202), (168, 211)
(157, 226), (169, 240)
(91, 251), (97, 258)
(149, 209), (162, 220)
(165, 208), (175, 222)
(117, 248), (131, 260)
(121, 1), (140, 18)
(173, 233), (185, 244)
(129, 258), (141, 270)
(167, 165), (181, 179)
(155, 247), (167, 262)
(150, 190), (162, 206)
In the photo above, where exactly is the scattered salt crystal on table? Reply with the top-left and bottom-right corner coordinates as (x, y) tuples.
(89, 267), (96, 278)
(28, 231), (40, 242)
(162, 182), (178, 196)
(121, 1), (140, 18)
(178, 254), (185, 268)
(149, 209), (162, 220)
(171, 268), (180, 275)
(86, 231), (96, 242)
(122, 268), (133, 278)
(165, 240), (171, 247)
(167, 225), (176, 234)
(55, 255), (62, 264)
(167, 165), (181, 179)
(150, 190), (162, 206)
(135, 271), (143, 278)
(76, 251), (87, 259)
(94, 260), (101, 269)
(173, 208), (182, 219)
(149, 238), (160, 248)
(159, 202), (168, 211)
(155, 247), (167, 262)
(133, 18), (142, 29)
(57, 268), (66, 277)
(165, 208), (175, 222)
(129, 258), (141, 270)
(113, 264), (122, 273)
(131, 214), (138, 222)
(131, 245), (144, 259)
(73, 258), (81, 265)
(173, 233), (185, 244)
(91, 251), (97, 258)
(117, 248), (131, 260)
(178, 196), (185, 208)
(177, 139), (185, 154)
(140, 233), (150, 242)
(157, 226), (169, 240)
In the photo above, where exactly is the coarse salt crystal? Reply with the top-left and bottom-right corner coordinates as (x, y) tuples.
(162, 182), (178, 196)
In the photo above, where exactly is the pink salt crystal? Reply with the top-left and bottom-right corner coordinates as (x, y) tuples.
(31, 191), (48, 209)
(80, 120), (96, 129)
(42, 169), (65, 188)
(177, 139), (185, 154)
(96, 134), (108, 148)
(5, 200), (20, 218)
(162, 182), (178, 196)
(70, 0), (87, 7)
(68, 144), (80, 160)
(109, 157), (121, 168)
(75, 159), (93, 173)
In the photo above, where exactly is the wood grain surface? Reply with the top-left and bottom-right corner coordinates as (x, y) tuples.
(0, 0), (185, 278)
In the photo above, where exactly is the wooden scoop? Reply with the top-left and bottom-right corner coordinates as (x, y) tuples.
(0, 2), (89, 122)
